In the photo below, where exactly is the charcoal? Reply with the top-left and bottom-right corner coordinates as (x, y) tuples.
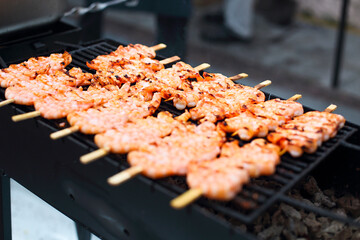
(351, 230), (360, 240)
(292, 220), (308, 236)
(323, 221), (345, 234)
(280, 203), (301, 220)
(323, 189), (335, 199)
(303, 176), (320, 196)
(317, 217), (331, 229)
(303, 213), (321, 233)
(254, 224), (263, 233)
(314, 192), (336, 208)
(282, 228), (296, 240)
(271, 208), (285, 225)
(334, 227), (353, 240)
(237, 224), (247, 232)
(301, 198), (315, 207)
(337, 194), (360, 217)
(334, 208), (347, 218)
(258, 226), (283, 240)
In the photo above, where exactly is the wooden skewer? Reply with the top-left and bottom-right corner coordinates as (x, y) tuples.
(0, 99), (14, 108)
(159, 56), (180, 65)
(80, 146), (110, 164)
(12, 111), (41, 122)
(228, 73), (248, 81)
(170, 188), (203, 209)
(254, 80), (272, 90)
(287, 94), (302, 102)
(50, 125), (80, 140)
(107, 166), (143, 186)
(150, 43), (167, 51)
(324, 104), (337, 113)
(194, 63), (210, 72)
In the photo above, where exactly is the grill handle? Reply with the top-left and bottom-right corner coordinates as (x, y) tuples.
(64, 0), (139, 17)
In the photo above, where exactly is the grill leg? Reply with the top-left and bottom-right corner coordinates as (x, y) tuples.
(0, 174), (12, 240)
(75, 222), (91, 240)
(331, 0), (350, 88)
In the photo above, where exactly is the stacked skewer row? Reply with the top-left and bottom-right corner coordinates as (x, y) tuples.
(0, 43), (346, 209)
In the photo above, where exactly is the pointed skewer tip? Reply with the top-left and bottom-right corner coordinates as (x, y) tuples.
(324, 104), (337, 113)
(170, 188), (203, 209)
(254, 80), (272, 90)
(80, 147), (110, 164)
(287, 94), (302, 102)
(159, 56), (181, 65)
(228, 73), (249, 81)
(194, 63), (210, 72)
(12, 111), (41, 122)
(150, 43), (167, 51)
(107, 166), (143, 186)
(0, 99), (14, 108)
(50, 125), (80, 140)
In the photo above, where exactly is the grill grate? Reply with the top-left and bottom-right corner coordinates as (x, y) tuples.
(1, 39), (359, 229)
(64, 40), (360, 226)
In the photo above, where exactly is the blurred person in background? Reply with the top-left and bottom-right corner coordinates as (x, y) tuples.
(80, 0), (192, 59)
(202, 0), (297, 42)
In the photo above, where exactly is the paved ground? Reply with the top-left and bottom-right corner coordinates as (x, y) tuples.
(10, 5), (360, 239)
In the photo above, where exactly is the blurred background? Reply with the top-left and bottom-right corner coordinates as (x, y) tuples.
(10, 0), (360, 239)
(65, 0), (360, 124)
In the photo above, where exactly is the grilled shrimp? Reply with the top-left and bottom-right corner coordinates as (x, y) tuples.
(187, 139), (280, 200)
(247, 98), (303, 126)
(94, 111), (177, 153)
(67, 92), (162, 135)
(267, 110), (345, 157)
(187, 157), (250, 201)
(127, 121), (225, 178)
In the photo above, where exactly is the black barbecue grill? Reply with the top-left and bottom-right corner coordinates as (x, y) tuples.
(1, 38), (360, 240)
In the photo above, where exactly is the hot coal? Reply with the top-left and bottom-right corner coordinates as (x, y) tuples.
(250, 176), (360, 240)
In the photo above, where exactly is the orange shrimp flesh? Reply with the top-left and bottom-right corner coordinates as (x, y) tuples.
(247, 98), (304, 127)
(87, 44), (156, 71)
(219, 99), (303, 140)
(219, 110), (276, 140)
(0, 52), (71, 88)
(127, 121), (225, 179)
(267, 111), (345, 157)
(33, 82), (128, 119)
(67, 92), (162, 135)
(187, 139), (280, 201)
(94, 111), (177, 154)
(4, 68), (93, 106)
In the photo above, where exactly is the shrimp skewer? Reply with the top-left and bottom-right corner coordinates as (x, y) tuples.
(219, 94), (303, 140)
(106, 121), (225, 186)
(171, 139), (281, 208)
(189, 80), (271, 123)
(80, 111), (179, 164)
(0, 51), (72, 88)
(267, 104), (345, 157)
(10, 56), (181, 122)
(86, 43), (166, 71)
(1, 44), (169, 108)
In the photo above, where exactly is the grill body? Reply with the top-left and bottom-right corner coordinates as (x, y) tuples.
(0, 39), (359, 239)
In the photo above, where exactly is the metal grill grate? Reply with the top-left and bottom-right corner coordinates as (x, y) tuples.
(1, 39), (359, 229)
(65, 40), (359, 225)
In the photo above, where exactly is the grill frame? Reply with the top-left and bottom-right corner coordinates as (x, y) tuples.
(0, 39), (359, 240)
